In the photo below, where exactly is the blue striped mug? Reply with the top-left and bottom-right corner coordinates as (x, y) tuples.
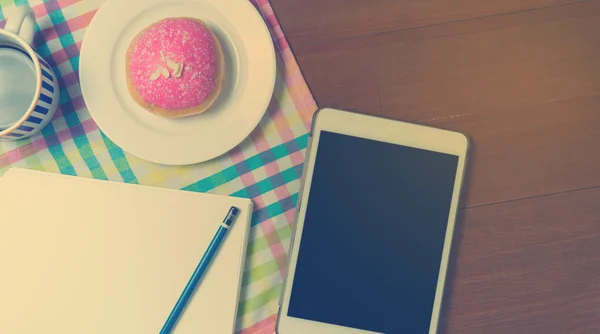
(0, 5), (59, 140)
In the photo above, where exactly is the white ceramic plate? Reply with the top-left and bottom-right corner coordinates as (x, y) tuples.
(80, 0), (275, 165)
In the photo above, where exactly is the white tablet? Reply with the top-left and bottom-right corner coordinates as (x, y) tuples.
(276, 108), (469, 334)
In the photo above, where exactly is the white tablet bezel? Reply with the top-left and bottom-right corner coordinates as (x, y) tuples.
(276, 108), (469, 334)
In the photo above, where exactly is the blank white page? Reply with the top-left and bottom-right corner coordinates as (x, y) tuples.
(0, 168), (252, 334)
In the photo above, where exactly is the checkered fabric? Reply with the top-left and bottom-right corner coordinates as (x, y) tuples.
(0, 0), (318, 332)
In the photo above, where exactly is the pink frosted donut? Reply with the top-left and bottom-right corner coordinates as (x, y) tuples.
(126, 17), (224, 118)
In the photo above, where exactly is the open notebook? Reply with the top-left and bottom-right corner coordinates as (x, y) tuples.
(0, 168), (252, 333)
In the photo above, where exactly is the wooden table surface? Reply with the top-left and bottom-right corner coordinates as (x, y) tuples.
(270, 0), (600, 332)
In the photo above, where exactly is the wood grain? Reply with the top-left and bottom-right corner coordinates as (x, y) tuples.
(294, 39), (381, 114)
(375, 0), (600, 122)
(271, 0), (600, 332)
(427, 94), (600, 208)
(443, 186), (600, 334)
(372, 1), (600, 207)
(271, 0), (582, 46)
(291, 1), (600, 208)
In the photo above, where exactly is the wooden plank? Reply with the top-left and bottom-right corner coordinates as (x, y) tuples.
(375, 1), (600, 122)
(271, 0), (581, 46)
(427, 94), (600, 208)
(371, 1), (600, 206)
(442, 186), (600, 334)
(294, 39), (382, 114)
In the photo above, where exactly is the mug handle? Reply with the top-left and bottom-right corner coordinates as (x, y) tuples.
(4, 5), (36, 46)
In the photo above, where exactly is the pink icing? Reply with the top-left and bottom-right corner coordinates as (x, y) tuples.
(128, 18), (219, 110)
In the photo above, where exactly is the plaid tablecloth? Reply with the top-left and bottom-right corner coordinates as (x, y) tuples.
(0, 0), (317, 332)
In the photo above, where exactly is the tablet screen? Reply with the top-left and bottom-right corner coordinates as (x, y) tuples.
(287, 131), (459, 333)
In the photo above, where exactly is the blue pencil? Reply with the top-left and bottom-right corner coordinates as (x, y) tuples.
(160, 206), (240, 334)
